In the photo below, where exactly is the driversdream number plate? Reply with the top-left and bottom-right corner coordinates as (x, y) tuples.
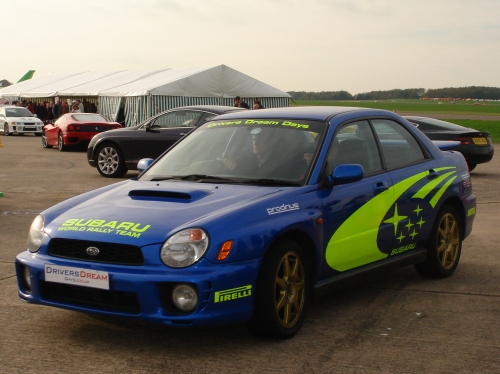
(472, 137), (487, 145)
(44, 264), (109, 290)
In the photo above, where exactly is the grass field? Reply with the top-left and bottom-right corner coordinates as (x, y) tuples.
(441, 119), (500, 143)
(291, 99), (500, 115)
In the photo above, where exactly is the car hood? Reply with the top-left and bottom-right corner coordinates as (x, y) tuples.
(44, 180), (289, 246)
(8, 117), (42, 122)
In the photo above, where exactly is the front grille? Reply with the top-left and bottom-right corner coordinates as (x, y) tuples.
(40, 281), (140, 314)
(48, 238), (144, 265)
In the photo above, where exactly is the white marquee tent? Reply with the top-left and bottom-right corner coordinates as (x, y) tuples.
(0, 65), (290, 127)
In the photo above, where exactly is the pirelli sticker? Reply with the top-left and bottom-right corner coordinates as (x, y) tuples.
(214, 285), (252, 303)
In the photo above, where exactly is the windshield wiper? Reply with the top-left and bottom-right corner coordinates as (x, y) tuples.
(151, 175), (238, 183)
(240, 178), (301, 187)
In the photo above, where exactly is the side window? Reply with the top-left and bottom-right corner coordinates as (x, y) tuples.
(54, 116), (65, 126)
(151, 110), (204, 129)
(326, 121), (382, 175)
(371, 119), (426, 169)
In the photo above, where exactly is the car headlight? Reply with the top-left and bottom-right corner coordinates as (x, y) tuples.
(160, 228), (208, 268)
(27, 215), (44, 253)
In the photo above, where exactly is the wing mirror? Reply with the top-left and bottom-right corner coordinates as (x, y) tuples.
(328, 164), (364, 186)
(137, 158), (155, 173)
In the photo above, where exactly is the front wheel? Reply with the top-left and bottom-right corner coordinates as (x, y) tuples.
(415, 205), (462, 278)
(96, 143), (127, 178)
(42, 131), (52, 148)
(247, 239), (309, 339)
(4, 123), (12, 136)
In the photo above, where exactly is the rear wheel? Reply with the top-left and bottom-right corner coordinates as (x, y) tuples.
(42, 131), (52, 148)
(4, 123), (12, 135)
(96, 143), (127, 178)
(415, 205), (462, 278)
(247, 239), (309, 339)
(58, 132), (68, 152)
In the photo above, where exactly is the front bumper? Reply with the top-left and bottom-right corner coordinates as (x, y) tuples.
(16, 251), (261, 327)
(13, 124), (43, 134)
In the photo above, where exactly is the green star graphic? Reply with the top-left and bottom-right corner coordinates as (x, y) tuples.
(410, 229), (418, 239)
(414, 205), (423, 216)
(405, 219), (414, 231)
(417, 217), (426, 228)
(397, 232), (406, 243)
(384, 204), (408, 236)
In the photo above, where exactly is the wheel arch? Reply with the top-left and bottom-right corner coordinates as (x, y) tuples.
(436, 196), (466, 238)
(265, 229), (319, 285)
(93, 139), (122, 159)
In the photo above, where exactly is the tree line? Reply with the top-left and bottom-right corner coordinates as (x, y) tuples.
(288, 86), (500, 100)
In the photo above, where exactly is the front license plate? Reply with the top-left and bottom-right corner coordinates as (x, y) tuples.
(44, 264), (109, 290)
(472, 137), (487, 145)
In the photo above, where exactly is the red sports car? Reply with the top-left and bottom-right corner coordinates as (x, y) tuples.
(42, 113), (122, 151)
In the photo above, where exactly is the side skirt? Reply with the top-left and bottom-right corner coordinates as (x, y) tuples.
(313, 248), (427, 298)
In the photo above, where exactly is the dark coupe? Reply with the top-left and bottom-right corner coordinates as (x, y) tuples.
(404, 116), (494, 171)
(87, 105), (247, 178)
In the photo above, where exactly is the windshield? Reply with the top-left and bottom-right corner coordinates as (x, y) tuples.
(140, 118), (326, 186)
(6, 108), (34, 117)
(71, 114), (108, 122)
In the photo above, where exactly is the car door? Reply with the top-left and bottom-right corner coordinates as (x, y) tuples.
(0, 108), (5, 127)
(122, 110), (207, 163)
(371, 118), (440, 257)
(46, 116), (65, 145)
(319, 120), (395, 278)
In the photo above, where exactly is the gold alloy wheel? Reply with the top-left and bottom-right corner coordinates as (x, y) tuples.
(274, 251), (305, 328)
(437, 213), (460, 269)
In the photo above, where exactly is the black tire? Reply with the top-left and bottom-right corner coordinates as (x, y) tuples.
(58, 132), (68, 152)
(4, 123), (12, 136)
(415, 205), (462, 278)
(96, 143), (127, 178)
(247, 239), (309, 339)
(42, 131), (52, 148)
(467, 163), (477, 172)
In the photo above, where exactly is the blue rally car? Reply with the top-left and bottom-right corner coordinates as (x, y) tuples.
(16, 107), (476, 339)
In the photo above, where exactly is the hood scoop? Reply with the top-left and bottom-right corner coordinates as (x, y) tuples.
(128, 188), (213, 202)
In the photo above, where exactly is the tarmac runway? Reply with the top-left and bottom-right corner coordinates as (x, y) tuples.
(0, 134), (498, 374)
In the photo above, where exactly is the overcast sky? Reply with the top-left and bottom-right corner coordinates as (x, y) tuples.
(3, 0), (500, 94)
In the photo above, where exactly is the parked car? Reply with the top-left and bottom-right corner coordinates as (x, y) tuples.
(16, 107), (476, 339)
(1, 105), (44, 136)
(404, 116), (494, 171)
(42, 113), (122, 151)
(87, 105), (247, 178)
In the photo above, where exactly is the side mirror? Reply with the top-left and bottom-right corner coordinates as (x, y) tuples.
(137, 158), (155, 173)
(145, 122), (152, 132)
(328, 164), (364, 186)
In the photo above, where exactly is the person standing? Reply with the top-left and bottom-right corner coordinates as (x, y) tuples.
(253, 100), (265, 110)
(77, 100), (84, 113)
(35, 102), (47, 122)
(52, 100), (62, 119)
(234, 96), (250, 109)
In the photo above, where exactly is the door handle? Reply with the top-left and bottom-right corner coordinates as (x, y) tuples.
(427, 169), (438, 180)
(374, 181), (389, 193)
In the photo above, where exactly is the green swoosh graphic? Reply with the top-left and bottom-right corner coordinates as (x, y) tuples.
(326, 168), (457, 272)
(412, 171), (456, 199)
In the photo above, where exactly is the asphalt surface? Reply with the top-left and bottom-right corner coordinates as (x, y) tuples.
(0, 134), (499, 374)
